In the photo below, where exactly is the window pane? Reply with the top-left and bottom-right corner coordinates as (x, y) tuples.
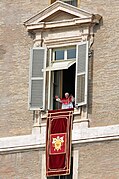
(62, 0), (77, 6)
(71, 0), (77, 6)
(55, 50), (64, 60)
(67, 49), (76, 59)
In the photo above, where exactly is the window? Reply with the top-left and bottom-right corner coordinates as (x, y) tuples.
(29, 41), (89, 110)
(53, 64), (75, 110)
(62, 0), (77, 7)
(50, 0), (78, 7)
(51, 47), (76, 109)
(53, 47), (76, 61)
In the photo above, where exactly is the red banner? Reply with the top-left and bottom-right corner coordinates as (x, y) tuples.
(46, 108), (73, 177)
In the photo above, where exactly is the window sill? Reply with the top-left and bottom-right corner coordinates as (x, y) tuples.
(40, 107), (81, 120)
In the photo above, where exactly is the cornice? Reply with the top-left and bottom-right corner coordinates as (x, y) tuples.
(0, 124), (119, 154)
(25, 17), (93, 32)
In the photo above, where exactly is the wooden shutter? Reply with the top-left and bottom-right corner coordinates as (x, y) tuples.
(75, 41), (89, 106)
(29, 47), (46, 110)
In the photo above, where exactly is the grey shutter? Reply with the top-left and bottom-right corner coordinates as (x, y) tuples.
(75, 41), (89, 106)
(29, 47), (46, 110)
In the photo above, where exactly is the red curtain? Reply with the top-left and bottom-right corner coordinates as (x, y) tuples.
(46, 108), (73, 177)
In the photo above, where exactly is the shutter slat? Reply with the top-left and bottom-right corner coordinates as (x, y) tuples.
(76, 74), (85, 103)
(29, 47), (46, 110)
(75, 41), (88, 106)
(32, 49), (44, 77)
(77, 43), (86, 74)
(31, 80), (43, 107)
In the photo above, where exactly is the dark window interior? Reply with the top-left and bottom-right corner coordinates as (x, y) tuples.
(63, 64), (75, 97)
(53, 64), (75, 110)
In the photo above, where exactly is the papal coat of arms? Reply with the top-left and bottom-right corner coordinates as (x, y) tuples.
(50, 133), (66, 154)
(52, 136), (64, 151)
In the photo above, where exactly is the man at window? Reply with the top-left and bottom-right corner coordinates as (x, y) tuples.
(55, 92), (74, 109)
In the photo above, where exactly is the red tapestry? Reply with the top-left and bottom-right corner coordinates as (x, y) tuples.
(46, 108), (74, 177)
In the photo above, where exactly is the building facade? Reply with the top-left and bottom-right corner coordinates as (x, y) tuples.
(0, 0), (119, 178)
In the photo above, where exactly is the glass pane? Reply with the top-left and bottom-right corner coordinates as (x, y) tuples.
(71, 0), (77, 6)
(55, 50), (64, 60)
(67, 49), (76, 59)
(62, 0), (77, 6)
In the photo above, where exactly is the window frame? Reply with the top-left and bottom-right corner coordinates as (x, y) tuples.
(48, 46), (76, 109)
(46, 42), (88, 110)
(52, 46), (76, 61)
(29, 41), (88, 111)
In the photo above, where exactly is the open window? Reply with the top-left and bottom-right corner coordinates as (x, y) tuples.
(53, 63), (75, 110)
(29, 41), (88, 110)
(48, 46), (76, 109)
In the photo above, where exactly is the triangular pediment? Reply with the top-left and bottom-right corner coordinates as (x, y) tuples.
(24, 0), (101, 32)
(41, 10), (78, 22)
(24, 1), (93, 25)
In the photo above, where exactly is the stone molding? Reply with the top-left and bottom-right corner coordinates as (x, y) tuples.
(24, 0), (101, 32)
(0, 124), (119, 154)
(24, 1), (94, 26)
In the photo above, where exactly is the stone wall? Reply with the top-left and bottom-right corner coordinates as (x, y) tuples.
(0, 0), (119, 134)
(80, 0), (119, 127)
(78, 140), (119, 179)
(0, 1), (119, 179)
(0, 149), (43, 179)
(0, 140), (119, 179)
(0, 0), (48, 137)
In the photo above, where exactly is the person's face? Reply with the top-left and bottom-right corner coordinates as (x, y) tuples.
(65, 94), (69, 98)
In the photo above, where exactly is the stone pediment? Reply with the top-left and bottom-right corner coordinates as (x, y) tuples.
(24, 0), (101, 31)
(41, 10), (78, 22)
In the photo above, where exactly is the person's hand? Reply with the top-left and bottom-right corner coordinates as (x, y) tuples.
(70, 94), (73, 98)
(55, 95), (58, 99)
